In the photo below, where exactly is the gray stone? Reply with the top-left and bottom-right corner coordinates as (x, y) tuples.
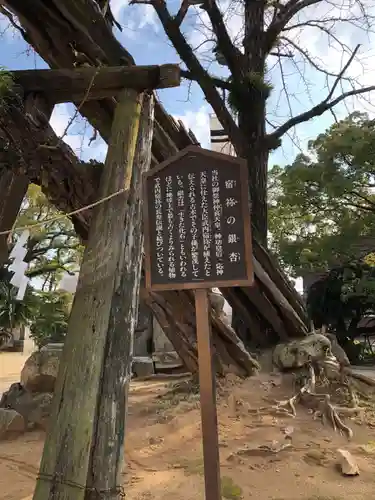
(132, 357), (155, 377)
(0, 382), (53, 429)
(21, 350), (61, 393)
(209, 291), (225, 314)
(40, 342), (64, 352)
(153, 318), (175, 353)
(27, 393), (53, 430)
(337, 449), (359, 476)
(0, 408), (25, 440)
(153, 351), (183, 371)
(272, 334), (337, 370)
(325, 334), (350, 367)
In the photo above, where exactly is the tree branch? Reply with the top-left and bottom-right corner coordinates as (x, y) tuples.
(280, 35), (352, 80)
(349, 190), (375, 210)
(341, 197), (375, 214)
(174, 0), (190, 26)
(130, 0), (245, 154)
(26, 263), (74, 279)
(268, 46), (375, 142)
(265, 0), (322, 54)
(180, 69), (233, 90)
(200, 0), (245, 78)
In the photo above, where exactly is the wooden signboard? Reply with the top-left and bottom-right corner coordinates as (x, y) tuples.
(143, 146), (254, 500)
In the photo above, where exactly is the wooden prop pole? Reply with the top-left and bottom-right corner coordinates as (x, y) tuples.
(33, 87), (143, 500)
(195, 289), (222, 500)
(85, 92), (155, 499)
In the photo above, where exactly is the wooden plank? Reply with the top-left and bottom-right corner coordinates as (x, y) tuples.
(85, 92), (155, 499)
(13, 65), (181, 103)
(32, 88), (143, 500)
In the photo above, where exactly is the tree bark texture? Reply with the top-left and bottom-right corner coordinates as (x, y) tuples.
(142, 288), (259, 377)
(0, 170), (28, 265)
(32, 88), (143, 500)
(0, 92), (98, 239)
(85, 92), (155, 500)
(240, 0), (268, 244)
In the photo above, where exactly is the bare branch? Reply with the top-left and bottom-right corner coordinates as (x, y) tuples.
(268, 45), (375, 142)
(326, 45), (360, 102)
(280, 35), (352, 80)
(0, 6), (25, 36)
(174, 0), (190, 27)
(265, 0), (322, 54)
(130, 0), (245, 153)
(180, 69), (232, 90)
(200, 0), (245, 78)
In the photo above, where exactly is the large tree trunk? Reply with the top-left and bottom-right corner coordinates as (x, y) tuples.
(0, 170), (28, 265)
(240, 0), (268, 245)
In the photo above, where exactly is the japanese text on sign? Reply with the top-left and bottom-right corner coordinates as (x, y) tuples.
(145, 150), (252, 288)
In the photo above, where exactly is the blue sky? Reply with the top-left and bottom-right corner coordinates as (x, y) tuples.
(1, 0), (375, 169)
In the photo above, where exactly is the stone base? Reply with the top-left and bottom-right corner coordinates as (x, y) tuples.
(152, 351), (183, 371)
(132, 357), (155, 378)
(40, 343), (64, 352)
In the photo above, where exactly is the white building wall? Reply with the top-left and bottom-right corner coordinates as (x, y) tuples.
(209, 114), (236, 157)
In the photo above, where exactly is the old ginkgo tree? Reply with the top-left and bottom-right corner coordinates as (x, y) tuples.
(130, 0), (375, 245)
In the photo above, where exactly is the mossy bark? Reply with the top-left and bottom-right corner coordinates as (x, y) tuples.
(33, 88), (143, 500)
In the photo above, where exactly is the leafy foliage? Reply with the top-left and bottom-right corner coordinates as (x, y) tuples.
(12, 184), (83, 288)
(0, 66), (14, 107)
(307, 261), (375, 334)
(29, 291), (71, 348)
(0, 266), (72, 349)
(269, 113), (375, 276)
(0, 267), (39, 333)
(306, 258), (375, 363)
(0, 185), (80, 349)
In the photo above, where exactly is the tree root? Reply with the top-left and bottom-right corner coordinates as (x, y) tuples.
(265, 364), (364, 440)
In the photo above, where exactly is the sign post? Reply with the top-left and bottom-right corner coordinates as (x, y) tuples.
(143, 146), (254, 500)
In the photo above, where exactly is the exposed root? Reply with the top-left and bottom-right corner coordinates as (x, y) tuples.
(265, 364), (365, 440)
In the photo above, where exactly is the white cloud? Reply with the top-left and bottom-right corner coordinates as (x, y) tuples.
(110, 0), (159, 34)
(173, 106), (211, 148)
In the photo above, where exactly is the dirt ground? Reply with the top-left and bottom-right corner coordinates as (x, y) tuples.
(1, 353), (375, 500)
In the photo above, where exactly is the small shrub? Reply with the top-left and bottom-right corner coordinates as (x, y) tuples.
(221, 476), (243, 500)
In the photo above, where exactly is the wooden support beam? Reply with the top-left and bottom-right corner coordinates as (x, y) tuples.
(32, 87), (145, 500)
(13, 65), (181, 104)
